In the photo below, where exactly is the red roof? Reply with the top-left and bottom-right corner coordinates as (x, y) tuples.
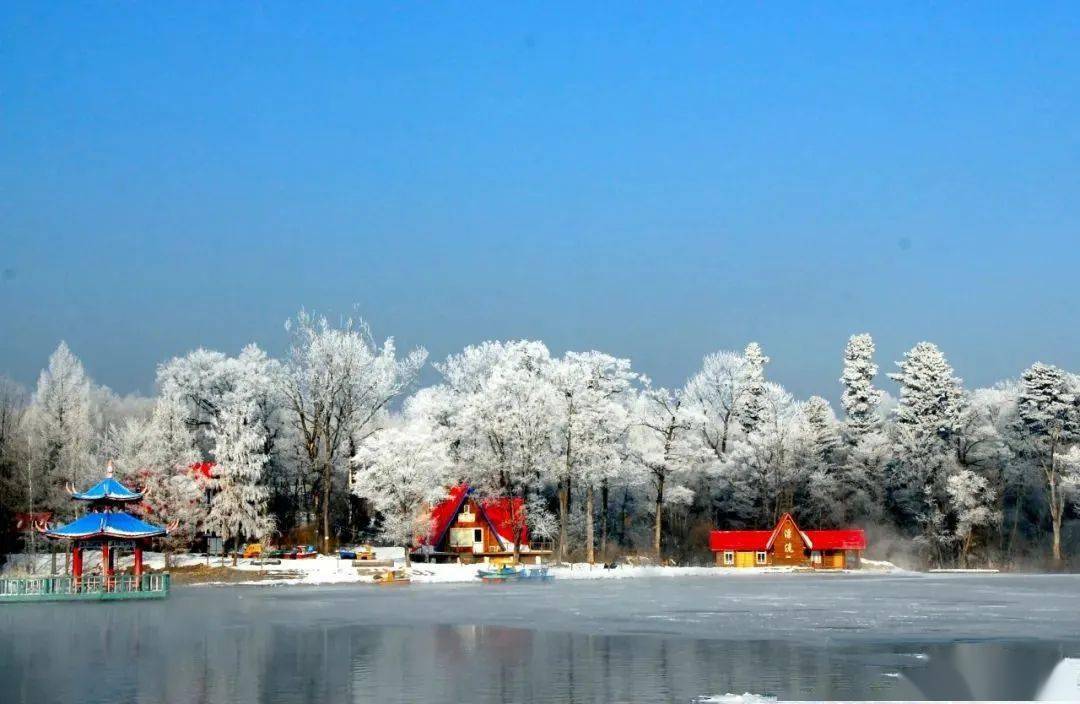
(709, 530), (771, 551)
(477, 495), (528, 546)
(418, 485), (528, 549)
(421, 485), (470, 547)
(710, 514), (866, 552)
(803, 530), (867, 550)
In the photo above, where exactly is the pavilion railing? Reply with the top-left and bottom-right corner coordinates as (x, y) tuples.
(0, 573), (170, 602)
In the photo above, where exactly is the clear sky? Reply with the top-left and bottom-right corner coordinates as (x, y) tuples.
(2, 3), (1078, 403)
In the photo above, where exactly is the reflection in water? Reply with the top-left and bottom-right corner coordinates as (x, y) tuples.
(0, 587), (1075, 703)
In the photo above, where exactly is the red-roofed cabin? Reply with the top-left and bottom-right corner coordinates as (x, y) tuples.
(411, 485), (552, 565)
(710, 513), (866, 569)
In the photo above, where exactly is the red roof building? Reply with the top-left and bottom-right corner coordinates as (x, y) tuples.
(412, 485), (550, 564)
(710, 513), (867, 569)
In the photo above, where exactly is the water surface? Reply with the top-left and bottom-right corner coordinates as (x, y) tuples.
(1, 573), (1077, 702)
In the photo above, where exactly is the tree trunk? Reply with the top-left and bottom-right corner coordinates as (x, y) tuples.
(653, 474), (664, 559)
(585, 484), (595, 564)
(322, 460), (332, 554)
(558, 478), (569, 562)
(1052, 508), (1063, 566)
(600, 480), (609, 561)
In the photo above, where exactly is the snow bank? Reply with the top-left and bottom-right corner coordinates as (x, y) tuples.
(3, 549), (904, 586)
(697, 695), (776, 703)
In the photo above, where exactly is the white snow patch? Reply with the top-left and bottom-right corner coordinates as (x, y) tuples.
(1038, 658), (1080, 701)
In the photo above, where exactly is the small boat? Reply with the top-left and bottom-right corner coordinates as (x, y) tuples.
(373, 569), (410, 585)
(476, 565), (521, 582)
(517, 565), (553, 581)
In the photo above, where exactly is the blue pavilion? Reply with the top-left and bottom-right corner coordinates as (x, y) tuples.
(44, 461), (166, 590)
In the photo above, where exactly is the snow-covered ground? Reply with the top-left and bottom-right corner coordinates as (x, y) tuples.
(3, 548), (904, 586)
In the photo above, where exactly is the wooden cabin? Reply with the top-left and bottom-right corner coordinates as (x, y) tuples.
(709, 513), (866, 569)
(411, 485), (552, 564)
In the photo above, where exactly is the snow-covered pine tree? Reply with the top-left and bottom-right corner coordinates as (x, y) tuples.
(1015, 362), (1078, 564)
(737, 343), (769, 436)
(889, 342), (965, 439)
(21, 342), (94, 516)
(206, 396), (272, 564)
(796, 396), (844, 527)
(840, 333), (883, 442)
(803, 396), (841, 465)
(886, 342), (966, 563)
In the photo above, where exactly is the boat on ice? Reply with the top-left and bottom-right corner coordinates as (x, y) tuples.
(516, 565), (553, 581)
(373, 569), (410, 585)
(477, 565), (519, 582)
(476, 565), (553, 582)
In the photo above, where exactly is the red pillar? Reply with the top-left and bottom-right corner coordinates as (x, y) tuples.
(102, 542), (113, 591)
(134, 544), (143, 590)
(72, 545), (83, 585)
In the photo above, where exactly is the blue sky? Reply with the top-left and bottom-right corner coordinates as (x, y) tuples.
(2, 3), (1078, 402)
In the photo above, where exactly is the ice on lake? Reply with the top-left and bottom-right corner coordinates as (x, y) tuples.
(1, 572), (1078, 702)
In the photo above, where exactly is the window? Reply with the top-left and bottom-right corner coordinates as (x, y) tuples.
(473, 528), (483, 543)
(723, 551), (735, 566)
(755, 551), (767, 565)
(811, 551), (822, 564)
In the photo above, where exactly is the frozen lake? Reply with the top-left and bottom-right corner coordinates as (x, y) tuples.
(2, 572), (1079, 702)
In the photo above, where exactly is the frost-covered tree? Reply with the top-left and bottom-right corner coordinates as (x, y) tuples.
(127, 396), (205, 562)
(684, 350), (755, 459)
(206, 397), (273, 564)
(629, 386), (709, 558)
(946, 468), (999, 567)
(282, 311), (426, 553)
(796, 396), (844, 527)
(22, 342), (95, 516)
(352, 415), (450, 566)
(717, 383), (806, 526)
(737, 343), (769, 436)
(886, 342), (966, 563)
(548, 351), (637, 562)
(158, 344), (284, 454)
(1014, 363), (1078, 564)
(840, 333), (883, 442)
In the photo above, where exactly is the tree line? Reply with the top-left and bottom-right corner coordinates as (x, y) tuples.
(1, 312), (1079, 569)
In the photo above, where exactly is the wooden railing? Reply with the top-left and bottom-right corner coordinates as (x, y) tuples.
(0, 574), (170, 603)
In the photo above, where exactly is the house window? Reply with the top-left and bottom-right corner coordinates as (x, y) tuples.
(755, 551), (767, 565)
(474, 528), (483, 543)
(811, 551), (822, 564)
(723, 551), (735, 566)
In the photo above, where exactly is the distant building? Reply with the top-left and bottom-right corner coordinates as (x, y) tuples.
(709, 513), (866, 569)
(412, 485), (552, 564)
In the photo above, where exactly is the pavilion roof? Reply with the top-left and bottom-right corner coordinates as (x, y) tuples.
(45, 511), (165, 540)
(71, 462), (143, 502)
